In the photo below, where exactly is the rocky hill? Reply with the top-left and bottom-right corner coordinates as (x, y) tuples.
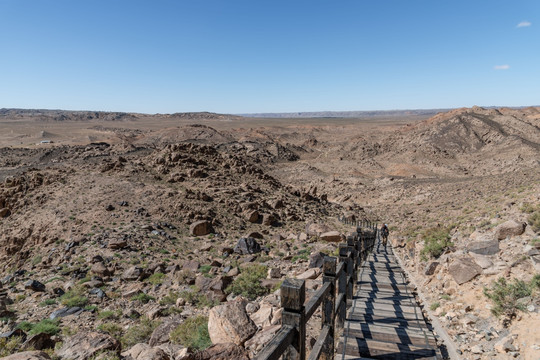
(0, 106), (539, 359)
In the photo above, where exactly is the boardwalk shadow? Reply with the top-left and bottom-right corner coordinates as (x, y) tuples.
(340, 238), (439, 359)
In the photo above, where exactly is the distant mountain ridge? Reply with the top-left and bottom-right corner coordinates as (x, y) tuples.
(239, 109), (453, 118)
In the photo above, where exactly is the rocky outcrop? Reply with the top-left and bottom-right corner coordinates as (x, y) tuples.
(234, 237), (261, 255)
(121, 343), (170, 360)
(467, 235), (499, 255)
(56, 332), (120, 360)
(495, 220), (526, 240)
(1, 351), (50, 360)
(183, 343), (249, 360)
(320, 231), (341, 242)
(448, 256), (483, 285)
(207, 299), (257, 345)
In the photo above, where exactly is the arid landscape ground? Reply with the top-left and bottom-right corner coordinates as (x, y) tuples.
(0, 106), (539, 360)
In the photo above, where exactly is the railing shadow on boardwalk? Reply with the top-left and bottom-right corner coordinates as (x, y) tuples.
(254, 218), (378, 360)
(337, 239), (440, 360)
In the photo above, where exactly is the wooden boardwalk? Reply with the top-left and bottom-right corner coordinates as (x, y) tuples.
(336, 240), (442, 360)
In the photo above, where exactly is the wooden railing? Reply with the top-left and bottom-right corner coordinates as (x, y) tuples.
(255, 220), (377, 360)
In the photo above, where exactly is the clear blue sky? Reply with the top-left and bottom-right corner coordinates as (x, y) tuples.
(0, 0), (538, 113)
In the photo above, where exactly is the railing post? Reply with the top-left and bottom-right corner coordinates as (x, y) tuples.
(281, 278), (306, 360)
(337, 244), (347, 328)
(321, 257), (336, 360)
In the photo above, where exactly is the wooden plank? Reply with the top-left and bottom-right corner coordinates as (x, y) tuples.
(344, 323), (437, 347)
(337, 337), (438, 359)
(351, 300), (420, 314)
(346, 315), (430, 331)
(348, 308), (425, 322)
(344, 320), (436, 340)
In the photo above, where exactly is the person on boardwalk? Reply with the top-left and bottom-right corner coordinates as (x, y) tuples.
(381, 223), (389, 247)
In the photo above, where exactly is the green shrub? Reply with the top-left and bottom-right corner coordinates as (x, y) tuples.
(420, 226), (454, 260)
(32, 255), (43, 266)
(441, 294), (451, 301)
(97, 322), (123, 339)
(159, 291), (180, 305)
(16, 321), (34, 332)
(30, 319), (61, 336)
(131, 293), (155, 304)
(121, 318), (160, 348)
(430, 302), (440, 311)
(170, 316), (211, 350)
(60, 287), (88, 307)
(0, 336), (23, 357)
(98, 310), (120, 320)
(40, 298), (57, 307)
(18, 319), (61, 336)
(179, 288), (218, 309)
(226, 264), (268, 300)
(146, 272), (165, 285)
(484, 277), (532, 318)
(529, 211), (540, 233)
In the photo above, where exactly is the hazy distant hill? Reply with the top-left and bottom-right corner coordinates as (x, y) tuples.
(239, 109), (454, 118)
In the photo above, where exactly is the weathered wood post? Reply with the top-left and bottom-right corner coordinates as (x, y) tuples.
(321, 257), (336, 360)
(337, 244), (348, 328)
(341, 244), (354, 302)
(281, 278), (306, 360)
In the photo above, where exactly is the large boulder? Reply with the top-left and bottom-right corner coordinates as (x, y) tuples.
(320, 231), (342, 242)
(467, 235), (499, 255)
(121, 343), (170, 360)
(1, 351), (50, 360)
(190, 220), (214, 236)
(495, 220), (526, 240)
(24, 280), (46, 292)
(234, 237), (261, 255)
(122, 266), (147, 281)
(183, 343), (249, 360)
(149, 316), (183, 346)
(208, 299), (257, 345)
(56, 332), (120, 360)
(245, 325), (281, 355)
(449, 257), (483, 285)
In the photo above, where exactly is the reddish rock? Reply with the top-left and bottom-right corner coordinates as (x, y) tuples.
(190, 220), (214, 236)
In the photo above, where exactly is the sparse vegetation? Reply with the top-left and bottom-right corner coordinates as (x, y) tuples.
(121, 318), (160, 348)
(430, 302), (440, 311)
(97, 322), (123, 339)
(131, 293), (155, 304)
(483, 276), (540, 321)
(17, 319), (61, 336)
(420, 225), (454, 260)
(146, 272), (165, 285)
(170, 315), (211, 350)
(0, 336), (23, 357)
(226, 263), (268, 300)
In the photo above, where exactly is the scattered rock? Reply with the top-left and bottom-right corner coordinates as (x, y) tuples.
(0, 351), (51, 360)
(234, 237), (261, 255)
(108, 238), (128, 249)
(246, 210), (259, 223)
(494, 335), (516, 353)
(57, 332), (120, 360)
(424, 261), (439, 275)
(297, 268), (320, 280)
(25, 279), (46, 292)
(320, 231), (342, 242)
(308, 252), (327, 269)
(448, 256), (482, 285)
(495, 220), (526, 240)
(122, 343), (170, 360)
(183, 343), (249, 360)
(0, 208), (11, 218)
(190, 220), (214, 236)
(207, 299), (257, 345)
(50, 307), (84, 320)
(467, 235), (499, 255)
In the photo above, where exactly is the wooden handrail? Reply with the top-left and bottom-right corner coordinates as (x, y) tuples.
(254, 217), (378, 360)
